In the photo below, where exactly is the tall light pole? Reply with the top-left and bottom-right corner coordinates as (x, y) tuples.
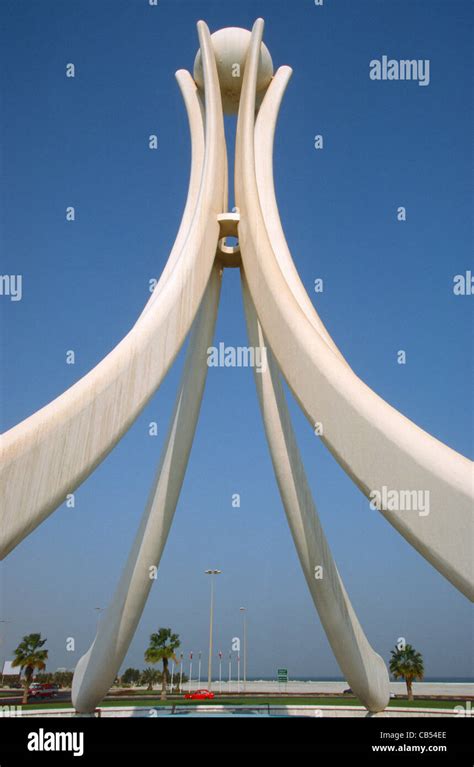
(170, 660), (175, 694)
(240, 607), (247, 693)
(179, 652), (184, 692)
(205, 569), (222, 690)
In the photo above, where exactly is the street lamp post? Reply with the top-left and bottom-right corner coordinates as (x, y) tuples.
(240, 607), (247, 693)
(179, 652), (184, 692)
(205, 569), (222, 690)
(170, 661), (175, 694)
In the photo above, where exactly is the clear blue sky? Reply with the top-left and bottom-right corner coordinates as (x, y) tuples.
(1, 0), (472, 681)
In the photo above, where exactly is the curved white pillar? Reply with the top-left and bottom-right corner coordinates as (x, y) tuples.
(140, 70), (205, 316)
(242, 274), (389, 712)
(235, 19), (473, 601)
(2, 18), (471, 718)
(0, 21), (226, 559)
(254, 66), (344, 361)
(72, 265), (222, 714)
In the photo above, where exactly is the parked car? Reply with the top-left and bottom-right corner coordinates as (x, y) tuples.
(28, 683), (59, 698)
(184, 689), (215, 700)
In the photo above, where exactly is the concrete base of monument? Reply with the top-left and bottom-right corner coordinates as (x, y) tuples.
(17, 704), (462, 719)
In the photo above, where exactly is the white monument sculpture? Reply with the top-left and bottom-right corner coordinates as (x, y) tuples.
(1, 20), (472, 714)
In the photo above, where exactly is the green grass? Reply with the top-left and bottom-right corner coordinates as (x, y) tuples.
(15, 696), (468, 711)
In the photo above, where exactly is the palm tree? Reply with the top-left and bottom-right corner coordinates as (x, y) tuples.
(122, 667), (141, 686)
(389, 643), (424, 700)
(144, 628), (180, 700)
(53, 670), (73, 689)
(141, 667), (160, 691)
(11, 633), (48, 705)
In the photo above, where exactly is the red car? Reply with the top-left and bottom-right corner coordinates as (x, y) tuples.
(28, 683), (59, 699)
(184, 689), (215, 700)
